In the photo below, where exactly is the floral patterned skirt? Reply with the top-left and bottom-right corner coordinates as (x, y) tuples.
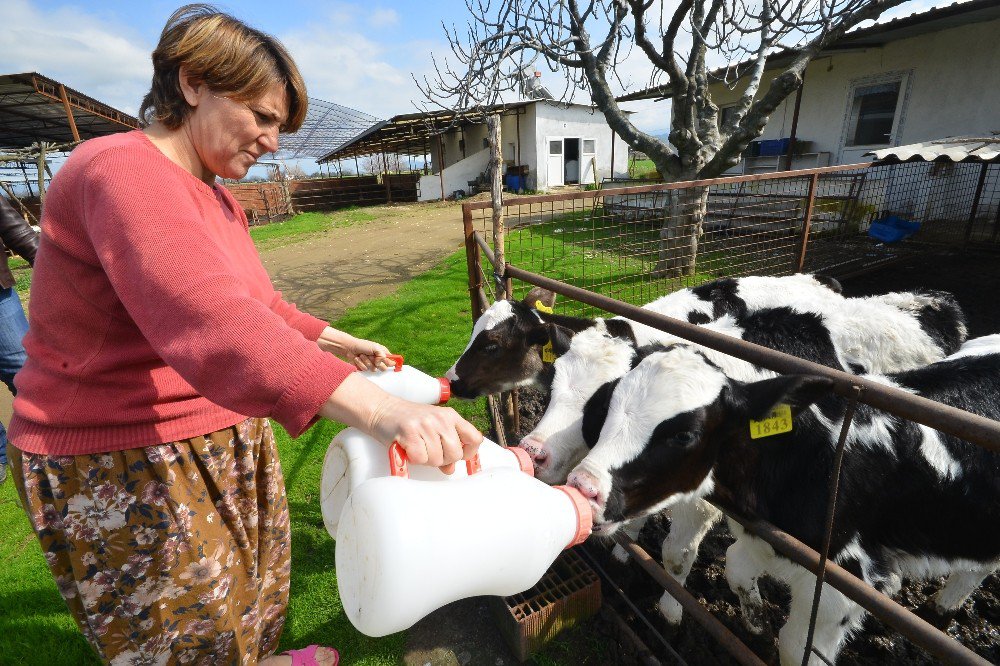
(9, 418), (291, 665)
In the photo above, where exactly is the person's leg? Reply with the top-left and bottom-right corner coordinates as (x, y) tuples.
(0, 422), (8, 483)
(0, 286), (29, 395)
(0, 286), (29, 479)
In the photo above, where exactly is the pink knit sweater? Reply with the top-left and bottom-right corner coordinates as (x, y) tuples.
(9, 131), (356, 455)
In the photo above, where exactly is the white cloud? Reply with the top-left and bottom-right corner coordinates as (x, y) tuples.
(280, 12), (447, 120)
(2, 0), (152, 116)
(369, 8), (400, 28)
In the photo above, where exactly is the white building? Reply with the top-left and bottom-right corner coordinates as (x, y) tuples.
(618, 0), (1000, 174)
(319, 101), (631, 201)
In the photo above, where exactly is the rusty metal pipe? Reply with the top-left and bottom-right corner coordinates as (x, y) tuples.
(721, 510), (991, 666)
(613, 535), (767, 666)
(503, 265), (1000, 451)
(473, 231), (497, 269)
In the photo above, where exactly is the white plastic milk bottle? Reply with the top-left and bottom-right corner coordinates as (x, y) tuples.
(359, 354), (450, 404)
(335, 450), (592, 637)
(320, 429), (533, 538)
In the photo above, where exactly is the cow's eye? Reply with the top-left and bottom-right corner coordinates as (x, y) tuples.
(673, 431), (697, 447)
(483, 343), (500, 354)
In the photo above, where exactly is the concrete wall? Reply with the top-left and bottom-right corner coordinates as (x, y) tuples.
(418, 147), (491, 201)
(709, 17), (1000, 166)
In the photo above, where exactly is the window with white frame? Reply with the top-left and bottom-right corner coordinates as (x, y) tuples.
(846, 80), (902, 146)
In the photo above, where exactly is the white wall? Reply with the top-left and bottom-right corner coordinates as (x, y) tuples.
(533, 103), (631, 190)
(709, 17), (1000, 166)
(418, 147), (492, 202)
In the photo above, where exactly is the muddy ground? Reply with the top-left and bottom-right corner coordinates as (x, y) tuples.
(509, 248), (1000, 665)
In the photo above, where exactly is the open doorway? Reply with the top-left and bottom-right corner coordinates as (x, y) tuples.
(564, 138), (581, 184)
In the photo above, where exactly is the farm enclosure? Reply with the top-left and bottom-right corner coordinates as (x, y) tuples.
(461, 159), (1000, 664)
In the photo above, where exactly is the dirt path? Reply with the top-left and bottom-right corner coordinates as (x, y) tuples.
(260, 200), (467, 322)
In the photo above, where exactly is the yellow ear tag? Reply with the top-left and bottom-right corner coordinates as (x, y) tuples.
(749, 404), (793, 440)
(542, 341), (556, 363)
(535, 300), (554, 314)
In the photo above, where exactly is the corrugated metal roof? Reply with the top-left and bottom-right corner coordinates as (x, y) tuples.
(866, 137), (1000, 163)
(0, 72), (138, 148)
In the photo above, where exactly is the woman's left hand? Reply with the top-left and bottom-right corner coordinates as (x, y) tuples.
(317, 326), (393, 371)
(343, 336), (392, 371)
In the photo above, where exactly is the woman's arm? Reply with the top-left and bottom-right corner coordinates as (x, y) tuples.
(316, 326), (392, 371)
(319, 372), (483, 473)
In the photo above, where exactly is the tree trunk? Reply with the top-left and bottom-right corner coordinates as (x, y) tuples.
(654, 185), (709, 278)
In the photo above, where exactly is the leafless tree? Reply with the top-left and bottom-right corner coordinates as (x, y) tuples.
(419, 0), (909, 275)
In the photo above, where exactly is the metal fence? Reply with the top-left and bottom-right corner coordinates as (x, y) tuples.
(464, 160), (1000, 317)
(460, 160), (1000, 665)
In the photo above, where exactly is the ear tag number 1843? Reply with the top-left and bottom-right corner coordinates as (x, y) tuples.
(749, 404), (793, 440)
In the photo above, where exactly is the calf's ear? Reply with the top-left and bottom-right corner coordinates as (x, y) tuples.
(546, 324), (575, 356)
(738, 375), (834, 420)
(523, 287), (556, 310)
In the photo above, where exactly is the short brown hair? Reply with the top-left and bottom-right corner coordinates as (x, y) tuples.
(139, 4), (307, 132)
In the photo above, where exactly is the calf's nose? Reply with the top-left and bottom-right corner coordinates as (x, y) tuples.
(518, 436), (549, 464)
(567, 469), (604, 508)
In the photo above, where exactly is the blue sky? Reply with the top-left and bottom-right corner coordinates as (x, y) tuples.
(5, 0), (950, 149)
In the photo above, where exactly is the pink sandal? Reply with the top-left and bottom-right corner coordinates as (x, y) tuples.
(282, 645), (339, 666)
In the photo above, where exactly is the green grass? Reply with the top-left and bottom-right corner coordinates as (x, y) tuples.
(250, 208), (379, 252)
(628, 158), (659, 180)
(502, 206), (738, 316)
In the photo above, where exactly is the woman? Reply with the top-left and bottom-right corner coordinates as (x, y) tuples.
(8, 5), (481, 665)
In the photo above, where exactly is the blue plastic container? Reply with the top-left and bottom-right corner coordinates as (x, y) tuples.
(757, 138), (791, 156)
(505, 174), (524, 192)
(868, 215), (921, 243)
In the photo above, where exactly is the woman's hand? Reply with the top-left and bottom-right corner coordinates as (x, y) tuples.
(317, 326), (392, 371)
(319, 373), (483, 474)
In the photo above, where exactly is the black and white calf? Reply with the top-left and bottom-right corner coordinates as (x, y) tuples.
(523, 307), (850, 620)
(568, 335), (1000, 665)
(518, 288), (967, 487)
(444, 274), (851, 398)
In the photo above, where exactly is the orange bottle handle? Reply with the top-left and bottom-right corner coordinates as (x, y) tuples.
(385, 354), (404, 372)
(388, 441), (481, 478)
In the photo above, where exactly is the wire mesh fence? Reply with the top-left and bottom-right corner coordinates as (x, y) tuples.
(465, 160), (1000, 316)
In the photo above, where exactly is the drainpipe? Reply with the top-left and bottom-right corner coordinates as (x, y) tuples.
(784, 69), (806, 172)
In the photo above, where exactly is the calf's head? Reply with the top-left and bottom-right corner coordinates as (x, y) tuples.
(519, 324), (638, 484)
(567, 345), (833, 533)
(445, 288), (572, 398)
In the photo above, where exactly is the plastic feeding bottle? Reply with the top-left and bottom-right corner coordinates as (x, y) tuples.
(320, 428), (534, 538)
(359, 354), (450, 404)
(335, 445), (592, 637)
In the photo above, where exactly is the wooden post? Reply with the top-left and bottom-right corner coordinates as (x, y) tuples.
(488, 114), (506, 293)
(436, 134), (446, 201)
(281, 174), (295, 216)
(487, 113), (516, 436)
(59, 84), (81, 142)
(609, 128), (615, 181)
(796, 173), (820, 272)
(964, 162), (989, 244)
(37, 143), (48, 208)
(382, 152), (393, 203)
(463, 204), (484, 321)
